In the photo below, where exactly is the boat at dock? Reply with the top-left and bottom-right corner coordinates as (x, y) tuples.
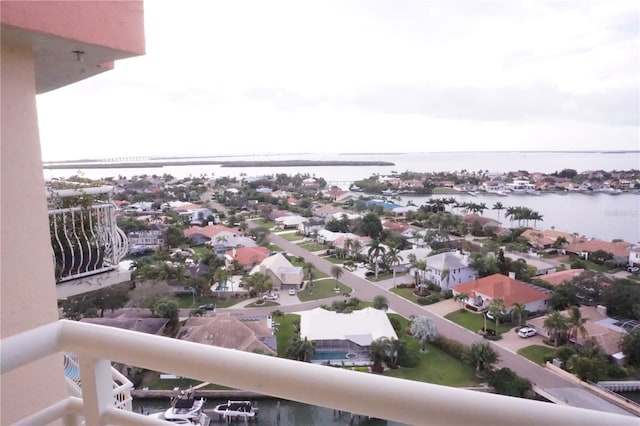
(147, 390), (211, 426)
(212, 400), (259, 420)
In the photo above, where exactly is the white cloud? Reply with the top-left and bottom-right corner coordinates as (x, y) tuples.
(36, 0), (639, 160)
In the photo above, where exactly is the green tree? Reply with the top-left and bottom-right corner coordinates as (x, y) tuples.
(165, 225), (186, 248)
(510, 302), (527, 328)
(304, 261), (315, 291)
(621, 329), (640, 367)
(154, 298), (179, 321)
(567, 306), (588, 343)
(487, 368), (532, 398)
(468, 342), (500, 377)
(543, 311), (569, 347)
(367, 239), (387, 279)
(492, 202), (504, 223)
(373, 295), (389, 311)
(369, 337), (392, 369)
(487, 297), (506, 333)
(440, 267), (451, 289)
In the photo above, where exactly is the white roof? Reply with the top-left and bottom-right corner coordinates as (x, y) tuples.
(299, 307), (397, 345)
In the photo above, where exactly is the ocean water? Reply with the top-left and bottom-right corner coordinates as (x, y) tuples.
(43, 151), (640, 242)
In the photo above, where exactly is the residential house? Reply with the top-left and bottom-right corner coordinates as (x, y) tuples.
(536, 269), (585, 287)
(521, 229), (578, 251)
(80, 317), (169, 336)
(225, 246), (270, 271)
(629, 247), (640, 267)
(451, 273), (551, 313)
(299, 307), (397, 365)
(423, 252), (476, 290)
(528, 306), (628, 357)
(461, 214), (501, 234)
(275, 214), (308, 229)
(255, 253), (303, 291)
(564, 239), (632, 263)
(127, 229), (165, 247)
(183, 224), (240, 244)
(504, 253), (557, 276)
(206, 231), (257, 254)
(313, 204), (350, 219)
(297, 218), (326, 236)
(177, 314), (276, 355)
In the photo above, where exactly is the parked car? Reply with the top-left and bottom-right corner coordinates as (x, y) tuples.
(627, 266), (639, 273)
(517, 327), (536, 338)
(288, 289), (297, 296)
(199, 304), (215, 311)
(263, 293), (279, 300)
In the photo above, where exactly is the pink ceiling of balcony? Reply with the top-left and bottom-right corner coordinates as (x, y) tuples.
(1, 0), (146, 93)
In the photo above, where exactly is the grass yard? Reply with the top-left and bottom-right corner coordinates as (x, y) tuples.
(384, 344), (482, 387)
(384, 313), (481, 386)
(141, 372), (231, 391)
(517, 345), (555, 365)
(191, 245), (212, 260)
(175, 294), (245, 309)
(279, 232), (304, 242)
(297, 279), (350, 301)
(268, 243), (283, 252)
(321, 256), (345, 265)
(298, 242), (325, 251)
(390, 287), (419, 303)
(245, 300), (280, 308)
(252, 219), (276, 228)
(275, 314), (301, 356)
(445, 309), (513, 334)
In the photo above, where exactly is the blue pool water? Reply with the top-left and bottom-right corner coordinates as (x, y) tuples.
(313, 351), (349, 361)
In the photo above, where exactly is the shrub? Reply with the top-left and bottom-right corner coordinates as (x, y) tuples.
(432, 335), (468, 362)
(416, 297), (430, 305)
(398, 350), (421, 368)
(389, 317), (402, 334)
(607, 365), (628, 379)
(442, 289), (453, 299)
(427, 283), (441, 292)
(271, 309), (284, 317)
(488, 368), (532, 398)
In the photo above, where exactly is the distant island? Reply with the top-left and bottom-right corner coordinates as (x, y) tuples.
(42, 159), (395, 170)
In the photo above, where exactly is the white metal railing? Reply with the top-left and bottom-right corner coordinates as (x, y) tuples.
(48, 186), (128, 283)
(63, 352), (134, 411)
(2, 321), (636, 426)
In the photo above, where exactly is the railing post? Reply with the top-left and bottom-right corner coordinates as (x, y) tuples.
(78, 357), (113, 425)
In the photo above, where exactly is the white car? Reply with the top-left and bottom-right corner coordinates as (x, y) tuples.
(288, 289), (297, 296)
(627, 266), (639, 273)
(263, 294), (278, 300)
(517, 327), (536, 338)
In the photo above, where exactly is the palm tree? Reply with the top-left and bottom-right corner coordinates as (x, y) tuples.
(367, 239), (386, 279)
(492, 201), (504, 222)
(552, 236), (569, 249)
(544, 311), (569, 347)
(343, 238), (354, 258)
(304, 261), (315, 291)
(351, 239), (363, 261)
(389, 337), (405, 367)
(330, 265), (343, 290)
(440, 268), (451, 290)
(468, 342), (499, 377)
(373, 295), (389, 311)
(454, 292), (469, 308)
(487, 297), (505, 333)
(510, 302), (527, 328)
(298, 337), (316, 362)
(567, 306), (588, 343)
(369, 337), (391, 369)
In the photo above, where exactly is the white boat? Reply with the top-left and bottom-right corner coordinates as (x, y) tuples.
(147, 391), (211, 426)
(213, 400), (259, 419)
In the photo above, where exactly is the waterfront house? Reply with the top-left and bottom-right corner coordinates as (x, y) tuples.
(451, 273), (551, 313)
(255, 253), (304, 291)
(564, 239), (632, 262)
(461, 214), (501, 234)
(299, 307), (397, 365)
(521, 229), (577, 251)
(177, 314), (276, 355)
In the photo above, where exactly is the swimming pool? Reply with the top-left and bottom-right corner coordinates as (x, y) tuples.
(312, 352), (357, 361)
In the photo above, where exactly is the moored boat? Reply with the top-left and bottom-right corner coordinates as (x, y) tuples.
(213, 400), (259, 419)
(147, 390), (210, 426)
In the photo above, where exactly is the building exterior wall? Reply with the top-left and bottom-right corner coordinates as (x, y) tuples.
(1, 42), (68, 425)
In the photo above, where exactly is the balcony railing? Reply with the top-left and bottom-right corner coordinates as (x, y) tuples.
(2, 320), (636, 426)
(48, 186), (128, 283)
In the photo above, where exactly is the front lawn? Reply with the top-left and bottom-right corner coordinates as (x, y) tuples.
(275, 314), (301, 356)
(297, 279), (350, 301)
(390, 287), (419, 303)
(445, 309), (513, 334)
(321, 256), (345, 265)
(245, 300), (280, 308)
(279, 232), (304, 242)
(517, 345), (555, 365)
(385, 343), (482, 387)
(298, 242), (325, 251)
(253, 219), (276, 228)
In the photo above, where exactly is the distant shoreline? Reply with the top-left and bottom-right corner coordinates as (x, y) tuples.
(42, 159), (395, 170)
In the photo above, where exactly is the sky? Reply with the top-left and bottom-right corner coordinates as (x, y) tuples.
(36, 0), (639, 161)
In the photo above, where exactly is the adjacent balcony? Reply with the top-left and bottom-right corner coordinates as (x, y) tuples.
(1, 320), (635, 426)
(48, 186), (130, 298)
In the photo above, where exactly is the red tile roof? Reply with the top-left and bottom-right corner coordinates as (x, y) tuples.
(565, 240), (632, 258)
(452, 274), (549, 307)
(538, 269), (585, 287)
(225, 246), (270, 266)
